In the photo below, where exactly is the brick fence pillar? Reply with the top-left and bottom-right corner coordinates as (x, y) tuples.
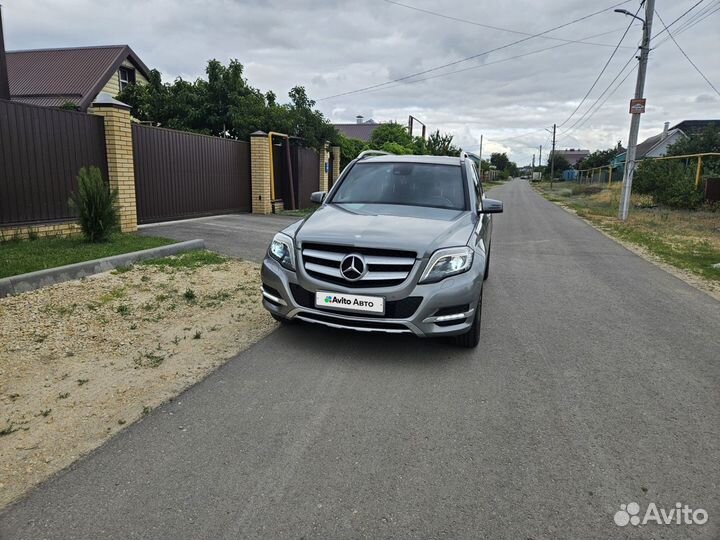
(330, 146), (341, 184)
(250, 131), (272, 214)
(319, 143), (330, 192)
(89, 93), (137, 232)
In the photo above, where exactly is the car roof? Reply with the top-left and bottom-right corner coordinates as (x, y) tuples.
(358, 154), (462, 166)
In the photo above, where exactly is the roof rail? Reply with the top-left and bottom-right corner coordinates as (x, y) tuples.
(357, 150), (392, 160)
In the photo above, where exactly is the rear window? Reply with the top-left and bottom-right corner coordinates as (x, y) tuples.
(330, 162), (467, 210)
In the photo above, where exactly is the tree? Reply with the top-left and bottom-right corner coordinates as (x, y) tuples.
(577, 147), (621, 170)
(426, 130), (461, 156)
(490, 152), (510, 171)
(117, 59), (338, 148)
(633, 126), (719, 208)
(338, 134), (367, 168)
(547, 152), (571, 176)
(369, 122), (413, 150)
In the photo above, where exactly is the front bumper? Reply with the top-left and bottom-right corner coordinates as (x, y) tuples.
(260, 255), (483, 337)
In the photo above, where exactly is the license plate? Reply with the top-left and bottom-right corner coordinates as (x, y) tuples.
(315, 291), (385, 315)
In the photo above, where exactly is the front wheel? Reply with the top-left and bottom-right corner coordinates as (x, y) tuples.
(271, 313), (295, 325)
(451, 289), (482, 348)
(483, 247), (491, 281)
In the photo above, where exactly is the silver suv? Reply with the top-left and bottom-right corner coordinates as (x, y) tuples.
(260, 151), (503, 347)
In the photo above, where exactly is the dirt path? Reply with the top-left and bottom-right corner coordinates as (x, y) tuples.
(0, 254), (276, 507)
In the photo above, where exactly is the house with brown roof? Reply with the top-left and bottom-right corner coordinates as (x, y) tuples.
(6, 45), (150, 111)
(612, 119), (720, 168)
(333, 115), (381, 142)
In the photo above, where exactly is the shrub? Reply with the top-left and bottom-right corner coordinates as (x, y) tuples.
(633, 160), (704, 209)
(68, 167), (118, 242)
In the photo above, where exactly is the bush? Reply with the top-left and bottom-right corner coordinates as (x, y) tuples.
(68, 167), (118, 242)
(633, 160), (704, 209)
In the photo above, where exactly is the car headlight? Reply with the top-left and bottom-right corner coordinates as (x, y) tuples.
(419, 246), (474, 284)
(268, 233), (295, 270)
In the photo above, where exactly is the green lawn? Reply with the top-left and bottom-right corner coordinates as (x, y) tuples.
(533, 182), (720, 283)
(0, 233), (175, 279)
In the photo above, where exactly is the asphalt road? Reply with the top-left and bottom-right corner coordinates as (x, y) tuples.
(137, 213), (300, 263)
(2, 180), (718, 540)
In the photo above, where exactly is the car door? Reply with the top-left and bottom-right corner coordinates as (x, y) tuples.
(467, 162), (491, 253)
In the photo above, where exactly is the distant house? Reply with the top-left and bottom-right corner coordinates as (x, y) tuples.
(555, 148), (590, 166)
(333, 115), (380, 142)
(612, 119), (720, 168)
(6, 45), (150, 111)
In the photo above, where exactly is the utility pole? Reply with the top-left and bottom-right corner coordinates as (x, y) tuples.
(617, 0), (655, 220)
(538, 144), (543, 179)
(547, 124), (557, 191)
(531, 154), (535, 176)
(478, 135), (483, 180)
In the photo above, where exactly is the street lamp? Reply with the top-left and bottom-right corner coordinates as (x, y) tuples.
(614, 9), (645, 28)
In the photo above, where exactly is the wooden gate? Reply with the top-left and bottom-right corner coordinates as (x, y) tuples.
(132, 125), (251, 224)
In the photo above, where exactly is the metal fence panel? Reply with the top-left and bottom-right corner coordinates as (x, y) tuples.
(132, 125), (251, 224)
(0, 99), (107, 226)
(296, 146), (320, 208)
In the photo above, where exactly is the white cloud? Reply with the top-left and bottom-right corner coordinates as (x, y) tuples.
(4, 0), (719, 166)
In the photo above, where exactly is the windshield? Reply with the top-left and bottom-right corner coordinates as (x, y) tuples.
(330, 162), (467, 210)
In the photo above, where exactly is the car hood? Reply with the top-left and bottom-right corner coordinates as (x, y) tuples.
(292, 203), (474, 258)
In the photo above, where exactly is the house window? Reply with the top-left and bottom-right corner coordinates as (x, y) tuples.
(119, 66), (136, 91)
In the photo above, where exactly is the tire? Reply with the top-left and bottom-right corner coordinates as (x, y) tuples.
(271, 313), (294, 324)
(452, 289), (482, 348)
(483, 248), (490, 281)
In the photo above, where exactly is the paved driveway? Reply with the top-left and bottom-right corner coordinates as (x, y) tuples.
(2, 181), (718, 539)
(138, 213), (300, 262)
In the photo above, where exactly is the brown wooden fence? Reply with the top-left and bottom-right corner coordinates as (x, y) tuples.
(0, 99), (108, 226)
(132, 124), (251, 224)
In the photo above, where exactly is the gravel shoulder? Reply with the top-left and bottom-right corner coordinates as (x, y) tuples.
(0, 253), (276, 508)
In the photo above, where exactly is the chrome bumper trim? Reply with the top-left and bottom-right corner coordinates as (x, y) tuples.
(261, 286), (287, 306)
(294, 314), (413, 334)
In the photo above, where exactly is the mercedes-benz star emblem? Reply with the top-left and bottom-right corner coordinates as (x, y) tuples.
(340, 254), (366, 281)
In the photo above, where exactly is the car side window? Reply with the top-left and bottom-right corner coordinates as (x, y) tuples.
(467, 162), (482, 209)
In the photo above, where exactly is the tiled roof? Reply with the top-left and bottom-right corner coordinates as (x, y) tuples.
(334, 122), (380, 142)
(7, 45), (150, 111)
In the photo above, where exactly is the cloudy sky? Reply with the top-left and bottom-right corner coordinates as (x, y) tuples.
(4, 0), (719, 165)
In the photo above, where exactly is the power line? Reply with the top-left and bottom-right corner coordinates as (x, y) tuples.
(340, 28), (625, 98)
(654, 9), (720, 96)
(318, 0), (632, 101)
(556, 1), (643, 128)
(383, 0), (634, 49)
(559, 0), (716, 139)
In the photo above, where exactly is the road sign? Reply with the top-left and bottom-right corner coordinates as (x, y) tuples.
(629, 98), (646, 114)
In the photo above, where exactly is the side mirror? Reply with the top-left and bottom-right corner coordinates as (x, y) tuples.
(481, 198), (503, 214)
(310, 191), (326, 205)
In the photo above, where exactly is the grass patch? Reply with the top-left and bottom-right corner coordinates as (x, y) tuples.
(140, 250), (226, 270)
(534, 181), (720, 283)
(0, 233), (174, 279)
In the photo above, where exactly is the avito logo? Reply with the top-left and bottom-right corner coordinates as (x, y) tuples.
(614, 502), (708, 527)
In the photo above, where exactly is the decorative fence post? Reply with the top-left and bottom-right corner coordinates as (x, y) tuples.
(319, 143), (330, 192)
(250, 131), (272, 214)
(330, 145), (341, 184)
(89, 93), (137, 232)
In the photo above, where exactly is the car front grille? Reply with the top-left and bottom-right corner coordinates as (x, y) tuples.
(289, 284), (422, 319)
(301, 242), (416, 288)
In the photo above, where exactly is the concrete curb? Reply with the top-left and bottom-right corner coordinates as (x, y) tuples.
(1, 239), (206, 297)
